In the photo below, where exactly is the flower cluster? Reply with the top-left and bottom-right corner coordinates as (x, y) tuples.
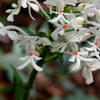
(45, 0), (100, 84)
(0, 0), (100, 84)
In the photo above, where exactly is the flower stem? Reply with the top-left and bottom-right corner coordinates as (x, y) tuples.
(23, 61), (44, 100)
(23, 69), (37, 100)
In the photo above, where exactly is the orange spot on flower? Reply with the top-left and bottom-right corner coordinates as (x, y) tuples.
(59, 9), (63, 14)
(74, 51), (78, 55)
(16, 5), (19, 8)
(94, 42), (98, 46)
(63, 24), (67, 29)
(28, 52), (33, 56)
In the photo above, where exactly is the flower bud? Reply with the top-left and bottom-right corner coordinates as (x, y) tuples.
(77, 4), (85, 11)
(76, 17), (85, 25)
(96, 10), (100, 24)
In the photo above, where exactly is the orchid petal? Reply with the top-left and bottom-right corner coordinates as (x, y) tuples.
(79, 56), (94, 62)
(71, 56), (81, 71)
(17, 59), (30, 70)
(49, 14), (61, 23)
(19, 56), (29, 61)
(31, 57), (43, 71)
(21, 0), (27, 8)
(69, 55), (76, 62)
(82, 66), (93, 84)
(51, 27), (61, 40)
(28, 2), (39, 12)
(7, 31), (18, 41)
(94, 49), (100, 60)
(58, 29), (65, 36)
(33, 55), (42, 60)
(79, 51), (88, 57)
(85, 46), (95, 51)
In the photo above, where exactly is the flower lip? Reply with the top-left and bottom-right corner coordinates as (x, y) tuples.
(74, 50), (78, 55)
(94, 41), (98, 46)
(59, 9), (63, 14)
(63, 24), (67, 29)
(28, 52), (33, 56)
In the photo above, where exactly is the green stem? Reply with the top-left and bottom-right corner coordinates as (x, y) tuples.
(23, 61), (44, 100)
(23, 69), (37, 100)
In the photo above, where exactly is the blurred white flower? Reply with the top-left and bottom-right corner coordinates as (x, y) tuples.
(20, 0), (39, 12)
(17, 51), (43, 71)
(89, 0), (100, 9)
(6, 3), (21, 22)
(0, 23), (18, 41)
(49, 9), (70, 24)
(44, 0), (78, 14)
(69, 50), (94, 71)
(65, 28), (91, 43)
(20, 0), (50, 19)
(18, 36), (51, 46)
(44, 0), (64, 14)
(82, 59), (100, 84)
(51, 22), (69, 40)
(66, 12), (85, 30)
(85, 41), (100, 60)
(6, 0), (50, 22)
(82, 4), (98, 21)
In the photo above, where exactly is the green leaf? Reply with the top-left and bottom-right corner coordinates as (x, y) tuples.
(44, 52), (62, 65)
(37, 32), (48, 38)
(64, 5), (75, 13)
(13, 67), (25, 100)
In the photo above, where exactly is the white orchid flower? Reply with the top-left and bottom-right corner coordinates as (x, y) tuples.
(49, 9), (70, 24)
(20, 0), (50, 20)
(17, 51), (43, 71)
(82, 66), (94, 84)
(85, 41), (100, 60)
(83, 4), (97, 18)
(51, 22), (69, 40)
(20, 0), (39, 11)
(82, 4), (99, 25)
(44, 0), (78, 14)
(6, 3), (21, 22)
(69, 50), (94, 71)
(89, 0), (100, 9)
(6, 0), (50, 22)
(81, 4), (100, 27)
(82, 59), (100, 84)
